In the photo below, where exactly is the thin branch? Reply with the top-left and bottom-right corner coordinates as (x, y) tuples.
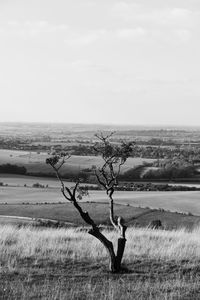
(49, 161), (73, 200)
(108, 188), (118, 230)
(95, 131), (115, 142)
(57, 158), (65, 171)
(64, 186), (73, 198)
(61, 187), (71, 201)
(51, 164), (65, 191)
(95, 170), (107, 189)
(72, 181), (80, 198)
(100, 167), (109, 187)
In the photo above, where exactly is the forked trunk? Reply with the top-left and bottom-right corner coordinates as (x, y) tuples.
(88, 228), (126, 273)
(109, 237), (126, 272)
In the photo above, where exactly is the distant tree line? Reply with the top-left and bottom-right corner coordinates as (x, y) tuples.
(60, 144), (200, 163)
(119, 159), (199, 181)
(143, 166), (197, 180)
(28, 162), (199, 183)
(0, 164), (27, 175)
(80, 183), (200, 192)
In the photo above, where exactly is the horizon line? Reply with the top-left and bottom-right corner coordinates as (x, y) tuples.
(0, 121), (200, 129)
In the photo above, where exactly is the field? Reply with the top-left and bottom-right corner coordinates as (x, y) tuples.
(0, 149), (155, 175)
(0, 216), (37, 226)
(1, 225), (200, 299)
(1, 173), (200, 231)
(0, 182), (200, 229)
(1, 183), (200, 214)
(0, 174), (95, 188)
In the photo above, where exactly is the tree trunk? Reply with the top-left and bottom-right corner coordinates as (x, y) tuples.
(88, 228), (126, 273)
(116, 237), (126, 270)
(105, 237), (127, 272)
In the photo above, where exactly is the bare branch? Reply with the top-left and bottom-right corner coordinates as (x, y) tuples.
(95, 170), (107, 189)
(95, 131), (115, 142)
(100, 166), (109, 186)
(61, 187), (71, 201)
(108, 188), (118, 229)
(72, 181), (80, 198)
(57, 154), (71, 171)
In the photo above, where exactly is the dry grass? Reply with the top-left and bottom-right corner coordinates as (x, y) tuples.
(2, 275), (200, 300)
(1, 225), (200, 299)
(1, 226), (200, 266)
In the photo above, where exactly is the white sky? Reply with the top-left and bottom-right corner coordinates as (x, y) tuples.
(0, 0), (200, 126)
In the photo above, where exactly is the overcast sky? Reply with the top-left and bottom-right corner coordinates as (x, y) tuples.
(0, 0), (200, 126)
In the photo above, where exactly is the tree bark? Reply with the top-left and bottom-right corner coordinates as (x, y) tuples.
(88, 228), (116, 272)
(116, 237), (126, 271)
(88, 227), (126, 273)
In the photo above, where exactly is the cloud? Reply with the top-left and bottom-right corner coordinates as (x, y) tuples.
(171, 8), (191, 18)
(112, 2), (140, 18)
(112, 2), (200, 29)
(138, 8), (197, 28)
(0, 20), (69, 37)
(174, 29), (191, 42)
(65, 30), (106, 46)
(63, 26), (189, 48)
(65, 32), (99, 46)
(116, 27), (146, 40)
(110, 3), (198, 44)
(64, 26), (147, 47)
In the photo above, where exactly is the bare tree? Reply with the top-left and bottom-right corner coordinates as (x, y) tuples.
(46, 133), (135, 273)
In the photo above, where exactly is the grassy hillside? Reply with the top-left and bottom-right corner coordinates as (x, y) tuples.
(0, 202), (199, 230)
(1, 225), (200, 299)
(0, 203), (148, 225)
